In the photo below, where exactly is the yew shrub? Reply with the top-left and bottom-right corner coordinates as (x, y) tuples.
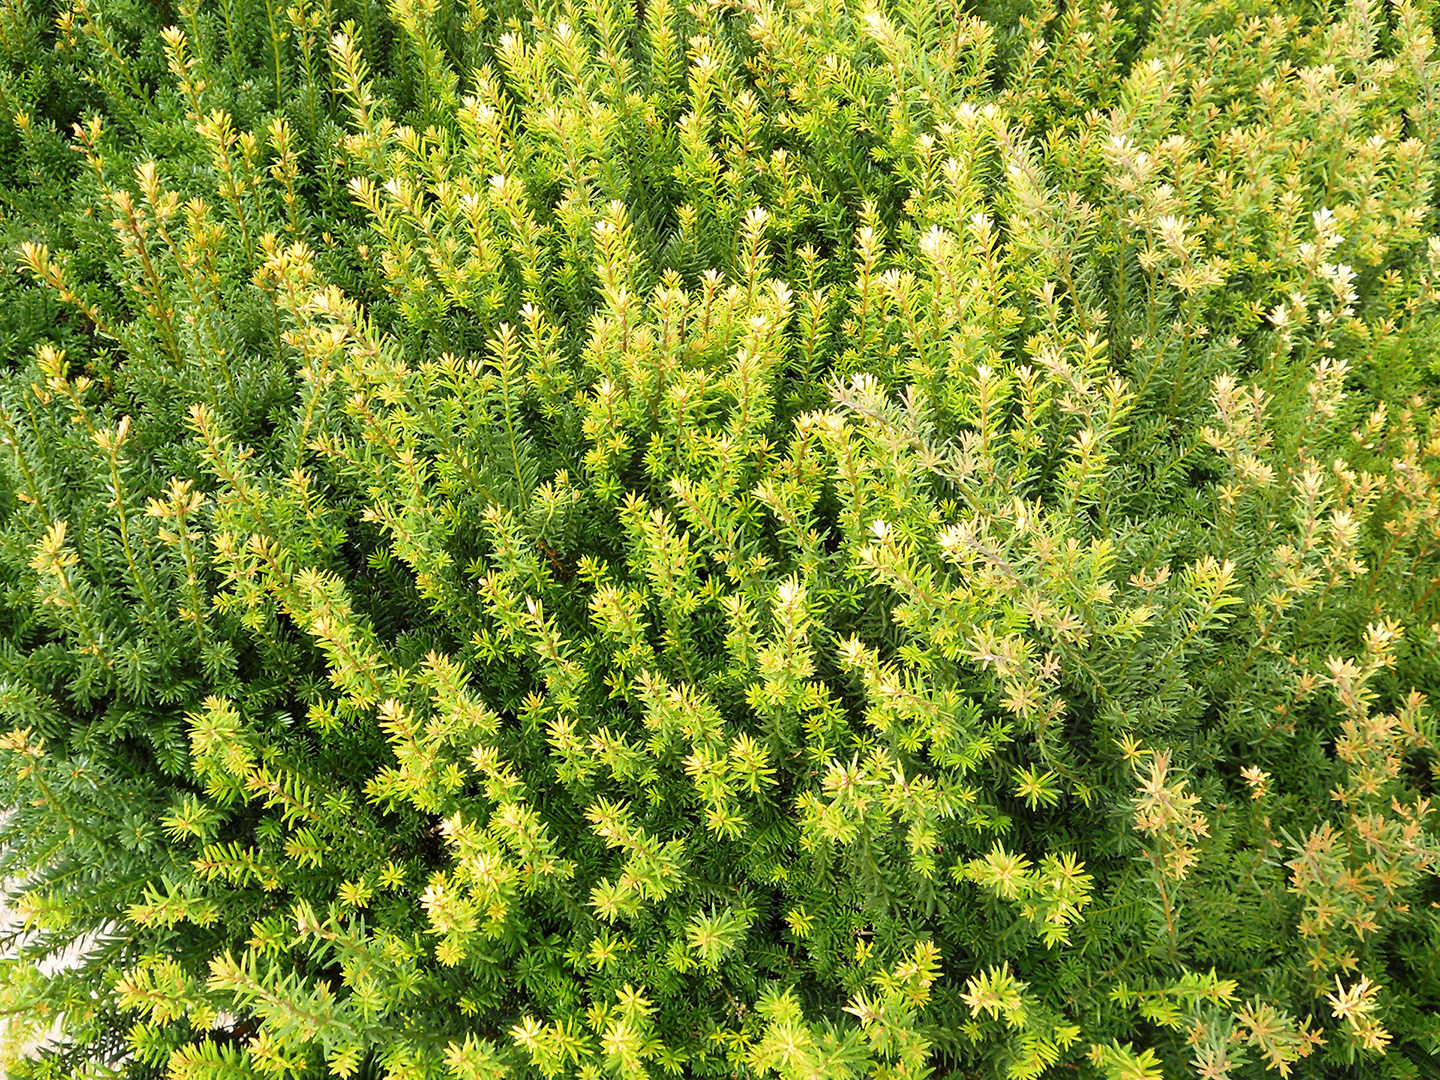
(1, 0), (1439, 1078)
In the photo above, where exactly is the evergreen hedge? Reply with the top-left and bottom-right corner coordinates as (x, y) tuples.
(1, 0), (1439, 1077)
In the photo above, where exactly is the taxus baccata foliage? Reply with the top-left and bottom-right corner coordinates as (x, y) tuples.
(1, 0), (1439, 1078)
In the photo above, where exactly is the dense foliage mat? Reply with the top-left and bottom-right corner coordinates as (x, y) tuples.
(2, 0), (1440, 1077)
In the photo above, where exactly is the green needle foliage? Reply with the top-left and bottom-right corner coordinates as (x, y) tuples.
(1, 0), (1439, 1078)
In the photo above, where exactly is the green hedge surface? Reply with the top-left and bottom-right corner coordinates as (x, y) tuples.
(1, 0), (1439, 1078)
